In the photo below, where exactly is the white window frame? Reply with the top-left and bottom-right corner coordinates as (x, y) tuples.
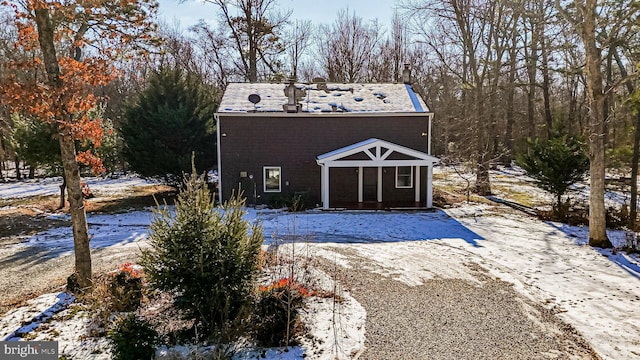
(263, 166), (282, 193)
(395, 166), (413, 188)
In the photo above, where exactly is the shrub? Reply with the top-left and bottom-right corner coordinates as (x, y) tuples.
(108, 263), (144, 312)
(516, 132), (589, 218)
(108, 314), (158, 360)
(253, 277), (313, 347)
(267, 193), (308, 212)
(140, 170), (264, 341)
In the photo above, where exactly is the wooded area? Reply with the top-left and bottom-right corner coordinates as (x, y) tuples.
(0, 0), (639, 284)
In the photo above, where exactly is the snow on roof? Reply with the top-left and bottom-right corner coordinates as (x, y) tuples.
(217, 82), (430, 113)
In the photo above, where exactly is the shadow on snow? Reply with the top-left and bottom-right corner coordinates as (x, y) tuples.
(547, 221), (640, 281)
(259, 209), (485, 247)
(3, 292), (74, 341)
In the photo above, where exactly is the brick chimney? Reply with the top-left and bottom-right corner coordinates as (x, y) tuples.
(283, 78), (301, 113)
(402, 64), (411, 84)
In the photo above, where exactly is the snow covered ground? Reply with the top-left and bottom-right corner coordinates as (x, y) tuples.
(1, 171), (640, 359)
(0, 174), (158, 200)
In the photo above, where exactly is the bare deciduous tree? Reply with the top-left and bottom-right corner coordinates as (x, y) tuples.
(317, 9), (381, 83)
(205, 0), (291, 82)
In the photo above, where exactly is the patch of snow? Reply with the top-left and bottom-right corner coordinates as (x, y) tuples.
(1, 292), (75, 341)
(0, 174), (159, 200)
(450, 213), (640, 360)
(11, 210), (153, 257)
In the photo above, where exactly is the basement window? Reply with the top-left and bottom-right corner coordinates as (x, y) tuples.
(396, 166), (413, 188)
(264, 167), (281, 192)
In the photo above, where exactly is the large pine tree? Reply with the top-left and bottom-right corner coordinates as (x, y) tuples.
(121, 67), (217, 184)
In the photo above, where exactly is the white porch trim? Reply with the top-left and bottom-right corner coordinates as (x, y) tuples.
(316, 138), (439, 209)
(358, 166), (363, 202)
(377, 166), (383, 202)
(415, 165), (421, 202)
(427, 165), (433, 208)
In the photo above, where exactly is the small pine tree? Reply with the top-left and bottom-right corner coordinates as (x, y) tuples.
(140, 168), (263, 341)
(517, 132), (589, 215)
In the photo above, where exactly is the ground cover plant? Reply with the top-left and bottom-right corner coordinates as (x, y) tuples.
(254, 277), (314, 347)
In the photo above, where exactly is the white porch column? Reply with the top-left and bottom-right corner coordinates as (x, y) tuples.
(414, 166), (421, 203)
(428, 115), (432, 155)
(377, 166), (383, 202)
(322, 165), (330, 209)
(426, 164), (433, 208)
(358, 166), (363, 203)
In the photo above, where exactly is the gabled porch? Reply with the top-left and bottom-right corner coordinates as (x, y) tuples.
(316, 138), (439, 210)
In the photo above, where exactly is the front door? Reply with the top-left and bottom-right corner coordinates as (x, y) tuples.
(239, 176), (256, 205)
(362, 167), (377, 202)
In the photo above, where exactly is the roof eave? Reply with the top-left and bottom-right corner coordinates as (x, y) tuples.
(215, 111), (434, 118)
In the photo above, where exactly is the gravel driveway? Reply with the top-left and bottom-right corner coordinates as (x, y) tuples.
(316, 252), (597, 360)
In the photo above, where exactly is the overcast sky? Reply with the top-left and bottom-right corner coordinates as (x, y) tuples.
(156, 0), (398, 30)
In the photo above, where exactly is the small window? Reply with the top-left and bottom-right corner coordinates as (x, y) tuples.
(396, 166), (413, 188)
(264, 167), (281, 192)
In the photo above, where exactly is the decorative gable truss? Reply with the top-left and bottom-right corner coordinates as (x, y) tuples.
(317, 138), (438, 167)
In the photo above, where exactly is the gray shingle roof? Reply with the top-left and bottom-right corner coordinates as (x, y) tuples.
(217, 83), (430, 113)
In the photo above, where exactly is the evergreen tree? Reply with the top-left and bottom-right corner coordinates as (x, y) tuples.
(121, 67), (217, 184)
(517, 132), (589, 213)
(12, 114), (61, 175)
(140, 170), (263, 341)
(12, 108), (119, 176)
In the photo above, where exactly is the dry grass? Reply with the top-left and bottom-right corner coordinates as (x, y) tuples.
(85, 185), (177, 214)
(490, 184), (539, 208)
(0, 194), (62, 210)
(0, 185), (176, 240)
(0, 208), (70, 241)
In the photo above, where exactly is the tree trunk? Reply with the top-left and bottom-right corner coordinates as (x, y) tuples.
(59, 133), (92, 287)
(14, 156), (21, 180)
(34, 6), (93, 288)
(541, 36), (553, 138)
(476, 154), (492, 195)
(29, 166), (35, 179)
(612, 47), (640, 229)
(525, 22), (538, 139)
(246, 6), (257, 82)
(504, 29), (518, 163)
(582, 0), (611, 248)
(631, 112), (640, 229)
(475, 86), (491, 195)
(603, 48), (613, 147)
(58, 175), (67, 210)
(0, 138), (4, 180)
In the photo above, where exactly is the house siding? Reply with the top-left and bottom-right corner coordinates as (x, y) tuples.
(218, 114), (431, 207)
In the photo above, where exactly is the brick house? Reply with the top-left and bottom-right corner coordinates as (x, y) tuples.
(215, 72), (438, 210)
